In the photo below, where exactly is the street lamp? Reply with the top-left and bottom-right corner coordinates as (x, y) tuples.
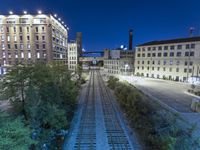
(38, 10), (42, 14)
(9, 11), (13, 15)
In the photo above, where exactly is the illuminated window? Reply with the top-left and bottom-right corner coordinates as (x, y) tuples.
(7, 35), (10, 42)
(28, 52), (31, 58)
(37, 52), (40, 58)
(21, 52), (24, 58)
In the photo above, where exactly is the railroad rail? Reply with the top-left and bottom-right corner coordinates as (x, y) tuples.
(97, 71), (133, 150)
(74, 70), (96, 150)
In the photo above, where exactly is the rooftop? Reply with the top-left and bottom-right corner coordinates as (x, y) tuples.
(138, 36), (200, 46)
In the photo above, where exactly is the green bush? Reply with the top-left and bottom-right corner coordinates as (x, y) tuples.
(107, 77), (200, 150)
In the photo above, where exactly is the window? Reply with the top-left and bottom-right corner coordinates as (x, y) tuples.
(7, 44), (10, 49)
(42, 36), (45, 41)
(42, 27), (45, 32)
(158, 60), (160, 65)
(27, 36), (30, 41)
(147, 53), (151, 57)
(176, 52), (181, 57)
(36, 44), (39, 49)
(185, 52), (189, 56)
(190, 51), (194, 56)
(152, 47), (156, 51)
(147, 61), (150, 64)
(138, 48), (141, 51)
(189, 69), (192, 73)
(20, 44), (23, 49)
(21, 52), (24, 58)
(163, 60), (167, 65)
(20, 27), (22, 32)
(43, 44), (45, 49)
(7, 35), (10, 42)
(28, 52), (31, 59)
(148, 47), (151, 51)
(164, 46), (168, 50)
(2, 44), (5, 49)
(152, 53), (156, 57)
(137, 53), (141, 57)
(7, 27), (9, 32)
(142, 61), (144, 64)
(170, 45), (175, 50)
(158, 53), (162, 57)
(36, 35), (39, 41)
(190, 61), (193, 66)
(158, 46), (162, 50)
(186, 44), (190, 49)
(176, 68), (179, 72)
(27, 44), (30, 49)
(1, 35), (4, 41)
(191, 44), (195, 49)
(157, 67), (160, 71)
(14, 44), (17, 49)
(170, 60), (173, 65)
(170, 52), (174, 57)
(137, 61), (140, 64)
(152, 61), (155, 65)
(20, 35), (23, 41)
(35, 27), (38, 32)
(177, 45), (182, 49)
(142, 53), (145, 57)
(163, 67), (166, 71)
(176, 60), (180, 65)
(37, 52), (40, 58)
(185, 61), (188, 66)
(184, 68), (187, 73)
(19, 18), (29, 24)
(163, 52), (168, 57)
(13, 27), (16, 32)
(27, 27), (29, 32)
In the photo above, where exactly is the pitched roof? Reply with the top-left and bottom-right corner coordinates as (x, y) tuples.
(138, 36), (200, 47)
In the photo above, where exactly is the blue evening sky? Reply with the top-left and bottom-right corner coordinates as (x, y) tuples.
(1, 0), (200, 51)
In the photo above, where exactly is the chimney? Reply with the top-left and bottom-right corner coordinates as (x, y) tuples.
(129, 29), (133, 50)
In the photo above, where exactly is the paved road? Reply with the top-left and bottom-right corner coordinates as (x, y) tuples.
(63, 70), (139, 150)
(120, 76), (196, 113)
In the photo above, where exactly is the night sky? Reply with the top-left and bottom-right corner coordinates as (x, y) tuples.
(1, 0), (200, 51)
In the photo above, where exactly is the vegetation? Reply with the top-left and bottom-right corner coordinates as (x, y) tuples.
(107, 76), (200, 150)
(0, 112), (34, 150)
(1, 63), (79, 149)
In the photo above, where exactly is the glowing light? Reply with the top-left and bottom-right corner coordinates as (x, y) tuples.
(54, 14), (57, 17)
(67, 27), (69, 30)
(23, 11), (27, 14)
(9, 11), (13, 15)
(64, 25), (67, 27)
(38, 10), (42, 14)
(58, 18), (61, 21)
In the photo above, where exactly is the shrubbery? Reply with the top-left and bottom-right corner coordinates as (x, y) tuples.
(107, 76), (200, 150)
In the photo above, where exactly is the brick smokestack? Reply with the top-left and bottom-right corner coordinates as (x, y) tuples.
(129, 29), (133, 50)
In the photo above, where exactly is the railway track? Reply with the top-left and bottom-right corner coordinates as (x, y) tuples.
(74, 70), (96, 150)
(64, 70), (136, 150)
(97, 71), (133, 150)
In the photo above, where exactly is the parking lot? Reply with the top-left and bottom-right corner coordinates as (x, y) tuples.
(119, 76), (197, 113)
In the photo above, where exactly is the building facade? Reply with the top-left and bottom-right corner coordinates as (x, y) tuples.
(103, 49), (135, 76)
(135, 37), (200, 81)
(0, 13), (68, 74)
(68, 42), (78, 70)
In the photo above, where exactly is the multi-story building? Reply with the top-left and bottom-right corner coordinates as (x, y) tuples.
(0, 12), (68, 74)
(135, 37), (200, 82)
(104, 49), (135, 76)
(68, 41), (78, 70)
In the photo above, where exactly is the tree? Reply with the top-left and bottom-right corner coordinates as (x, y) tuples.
(2, 64), (33, 120)
(0, 112), (34, 150)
